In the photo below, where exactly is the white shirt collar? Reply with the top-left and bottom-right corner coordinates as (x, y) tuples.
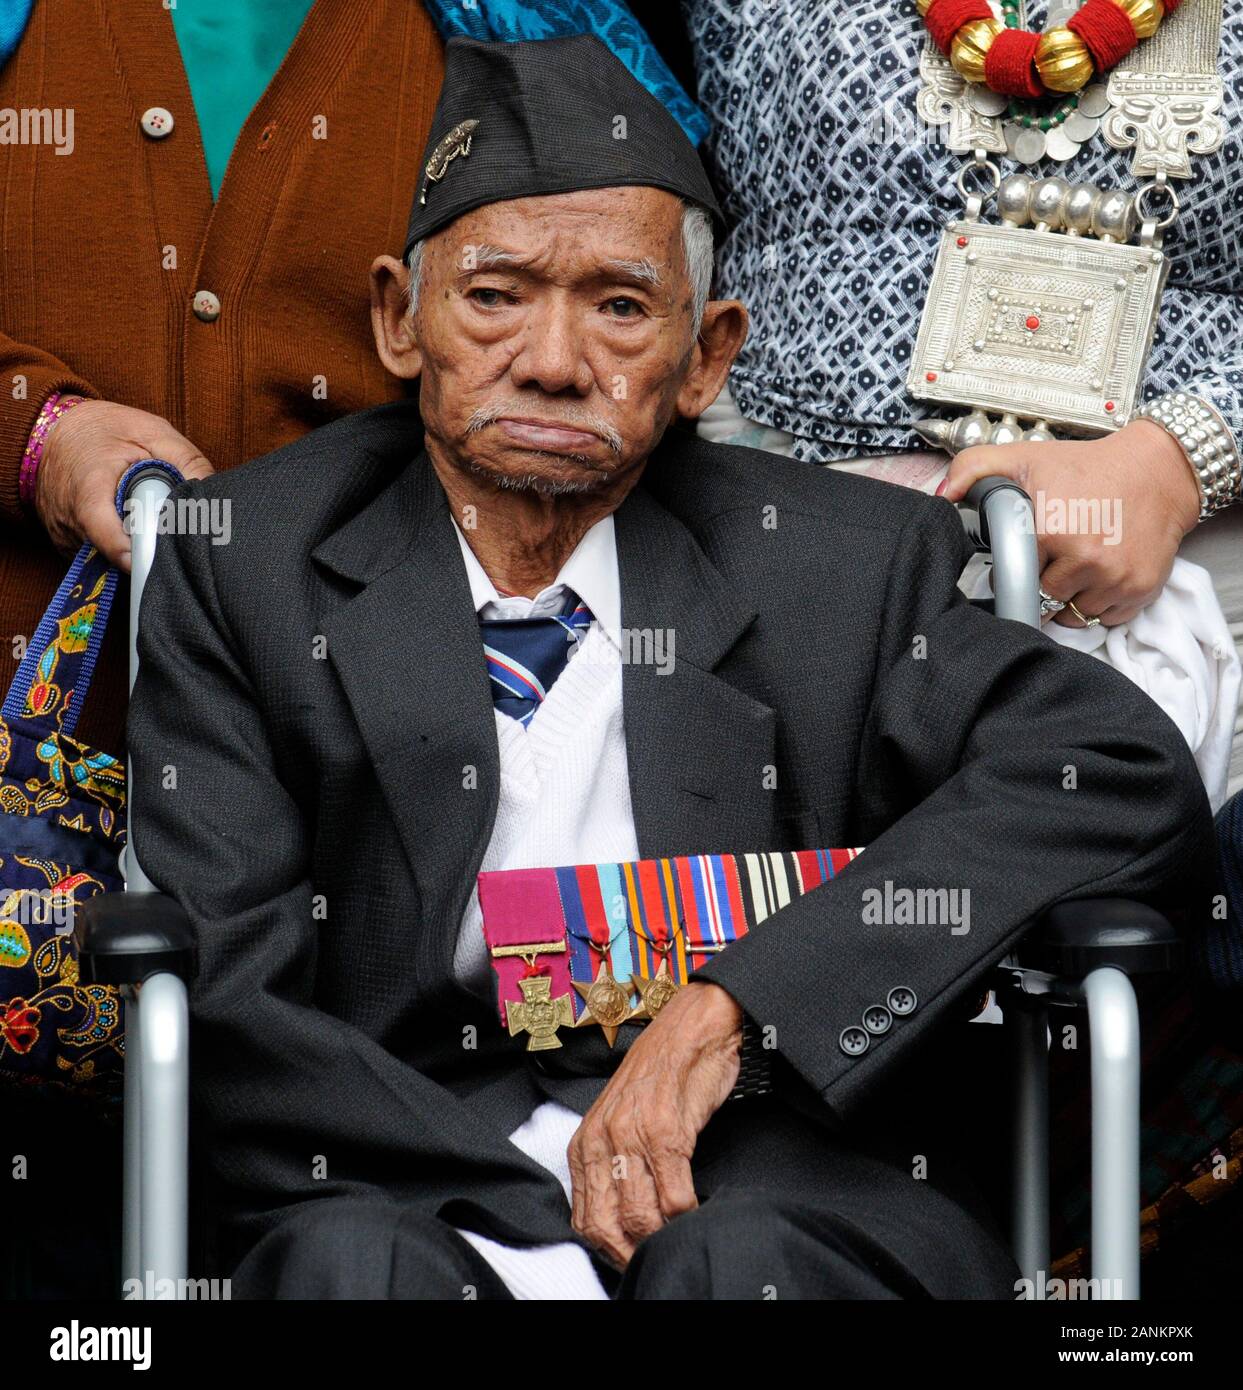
(451, 512), (622, 648)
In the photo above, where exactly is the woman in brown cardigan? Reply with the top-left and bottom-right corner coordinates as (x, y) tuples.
(0, 0), (444, 757)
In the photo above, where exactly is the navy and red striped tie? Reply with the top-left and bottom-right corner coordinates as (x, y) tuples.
(480, 591), (594, 726)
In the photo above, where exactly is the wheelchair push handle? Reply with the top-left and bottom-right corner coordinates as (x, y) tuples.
(118, 458), (184, 895)
(117, 459), (183, 676)
(75, 892), (197, 987)
(956, 475), (1041, 630)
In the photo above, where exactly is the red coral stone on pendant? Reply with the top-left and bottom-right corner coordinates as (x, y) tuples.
(956, 236), (969, 247)
(1025, 314), (1040, 330)
(1105, 401), (1116, 412)
(926, 371), (938, 382)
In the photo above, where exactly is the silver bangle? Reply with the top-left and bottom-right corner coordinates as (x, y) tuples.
(1133, 391), (1243, 523)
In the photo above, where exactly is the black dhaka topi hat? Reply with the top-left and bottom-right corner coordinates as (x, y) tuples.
(403, 34), (723, 256)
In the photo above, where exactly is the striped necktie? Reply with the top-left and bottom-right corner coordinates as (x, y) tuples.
(480, 591), (594, 727)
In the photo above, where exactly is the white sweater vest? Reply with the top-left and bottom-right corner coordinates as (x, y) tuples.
(453, 621), (641, 997)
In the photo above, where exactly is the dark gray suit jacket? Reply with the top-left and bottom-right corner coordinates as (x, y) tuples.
(128, 401), (1214, 1285)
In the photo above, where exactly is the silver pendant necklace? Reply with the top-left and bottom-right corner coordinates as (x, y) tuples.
(906, 0), (1225, 447)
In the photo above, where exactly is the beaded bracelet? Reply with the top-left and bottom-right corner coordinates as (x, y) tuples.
(1133, 392), (1243, 524)
(19, 391), (87, 512)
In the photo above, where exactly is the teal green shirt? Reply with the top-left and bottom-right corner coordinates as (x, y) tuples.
(171, 0), (317, 199)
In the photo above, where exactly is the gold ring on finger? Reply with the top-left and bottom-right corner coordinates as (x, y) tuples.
(1067, 600), (1101, 629)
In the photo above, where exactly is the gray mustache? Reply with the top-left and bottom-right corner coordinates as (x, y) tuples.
(465, 403), (623, 455)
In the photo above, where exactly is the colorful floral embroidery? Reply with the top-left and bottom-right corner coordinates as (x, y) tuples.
(22, 640), (62, 719)
(1, 574), (125, 1096)
(35, 733), (125, 804)
(1, 998), (41, 1054)
(0, 903), (32, 968)
(0, 463), (182, 1098)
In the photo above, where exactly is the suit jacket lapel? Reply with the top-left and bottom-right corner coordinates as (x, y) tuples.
(312, 449), (780, 994)
(614, 482), (779, 857)
(313, 453), (500, 990)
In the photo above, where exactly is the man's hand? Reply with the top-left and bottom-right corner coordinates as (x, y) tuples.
(36, 400), (214, 571)
(566, 981), (743, 1269)
(939, 418), (1200, 626)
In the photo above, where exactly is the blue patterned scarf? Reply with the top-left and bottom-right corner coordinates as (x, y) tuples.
(0, 0), (33, 67)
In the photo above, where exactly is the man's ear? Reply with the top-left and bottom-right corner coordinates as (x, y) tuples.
(370, 254), (424, 380)
(675, 300), (748, 420)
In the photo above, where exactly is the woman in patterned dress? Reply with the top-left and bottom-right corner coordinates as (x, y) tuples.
(685, 0), (1243, 797)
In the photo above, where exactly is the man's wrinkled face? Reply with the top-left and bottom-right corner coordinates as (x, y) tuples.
(406, 187), (702, 495)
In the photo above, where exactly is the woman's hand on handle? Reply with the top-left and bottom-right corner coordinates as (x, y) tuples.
(35, 400), (215, 571)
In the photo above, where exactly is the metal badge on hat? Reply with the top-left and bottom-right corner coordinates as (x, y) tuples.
(419, 118), (481, 205)
(908, 0), (1224, 451)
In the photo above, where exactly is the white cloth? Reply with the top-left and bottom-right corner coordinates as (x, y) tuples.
(1179, 506), (1243, 801)
(458, 1102), (608, 1300)
(449, 516), (634, 1300)
(700, 381), (1243, 809)
(984, 559), (1241, 814)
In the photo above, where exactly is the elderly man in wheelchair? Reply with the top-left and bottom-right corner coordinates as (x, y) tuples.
(90, 36), (1215, 1300)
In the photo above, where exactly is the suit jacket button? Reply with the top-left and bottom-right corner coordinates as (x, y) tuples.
(888, 986), (918, 1017)
(839, 1025), (870, 1057)
(862, 1004), (893, 1035)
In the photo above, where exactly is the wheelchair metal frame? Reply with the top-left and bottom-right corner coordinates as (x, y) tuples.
(103, 471), (192, 1296)
(78, 470), (1175, 1301)
(963, 478), (1178, 1302)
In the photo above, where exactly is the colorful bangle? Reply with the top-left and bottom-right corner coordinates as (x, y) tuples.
(20, 392), (86, 511)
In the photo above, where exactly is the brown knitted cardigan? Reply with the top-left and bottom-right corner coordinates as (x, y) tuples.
(0, 0), (443, 753)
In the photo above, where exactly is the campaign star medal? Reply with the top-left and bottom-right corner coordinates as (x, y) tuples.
(628, 957), (681, 1023)
(628, 917), (723, 1023)
(507, 972), (575, 1052)
(419, 118), (480, 205)
(573, 960), (634, 1048)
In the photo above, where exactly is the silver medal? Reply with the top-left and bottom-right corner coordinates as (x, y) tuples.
(1013, 128), (1047, 165)
(1063, 111), (1101, 142)
(1077, 84), (1110, 118)
(1044, 127), (1082, 162)
(967, 85), (1009, 117)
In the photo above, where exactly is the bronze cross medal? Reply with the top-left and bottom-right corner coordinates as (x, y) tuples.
(419, 118), (480, 205)
(492, 941), (573, 1052)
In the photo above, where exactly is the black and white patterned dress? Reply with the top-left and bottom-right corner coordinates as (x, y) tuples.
(684, 0), (1243, 465)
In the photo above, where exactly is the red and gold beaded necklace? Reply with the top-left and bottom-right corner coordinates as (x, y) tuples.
(918, 0), (1184, 100)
